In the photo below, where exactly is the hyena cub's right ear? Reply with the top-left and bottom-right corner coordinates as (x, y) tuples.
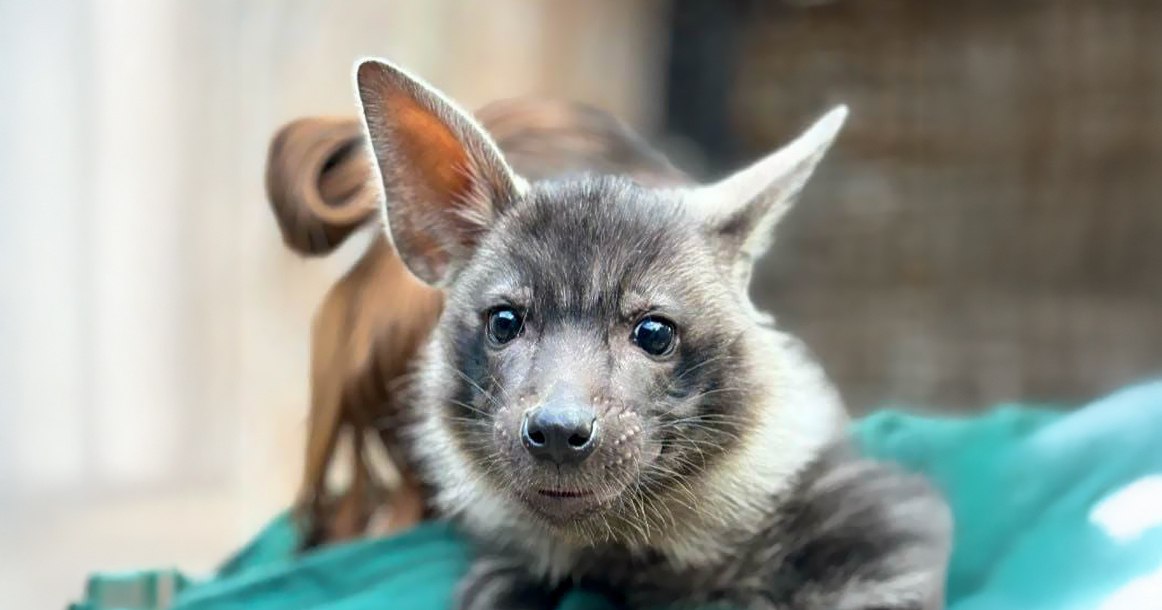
(355, 58), (526, 286)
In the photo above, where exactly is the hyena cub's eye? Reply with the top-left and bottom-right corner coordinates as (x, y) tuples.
(487, 307), (524, 345)
(632, 316), (677, 357)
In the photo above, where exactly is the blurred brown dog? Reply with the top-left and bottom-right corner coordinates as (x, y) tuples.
(264, 98), (688, 547)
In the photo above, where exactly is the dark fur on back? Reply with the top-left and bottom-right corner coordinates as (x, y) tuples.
(353, 58), (952, 610)
(414, 175), (952, 610)
(559, 443), (951, 610)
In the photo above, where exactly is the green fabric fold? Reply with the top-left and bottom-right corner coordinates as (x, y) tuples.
(73, 381), (1162, 610)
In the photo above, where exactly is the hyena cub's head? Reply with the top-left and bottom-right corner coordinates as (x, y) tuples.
(355, 59), (847, 545)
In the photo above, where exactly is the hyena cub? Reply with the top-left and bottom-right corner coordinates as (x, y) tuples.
(354, 59), (952, 610)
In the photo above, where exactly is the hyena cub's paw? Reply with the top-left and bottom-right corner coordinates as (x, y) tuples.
(454, 557), (559, 610)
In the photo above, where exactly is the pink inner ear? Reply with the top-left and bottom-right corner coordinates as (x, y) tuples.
(393, 95), (474, 205)
(358, 60), (517, 283)
(383, 90), (483, 269)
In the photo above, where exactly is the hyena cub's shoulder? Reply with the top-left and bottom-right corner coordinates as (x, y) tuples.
(353, 57), (952, 610)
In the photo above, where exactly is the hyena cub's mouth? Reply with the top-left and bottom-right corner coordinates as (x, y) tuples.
(537, 488), (594, 499)
(521, 484), (622, 523)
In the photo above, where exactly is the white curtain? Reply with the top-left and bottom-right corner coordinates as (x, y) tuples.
(0, 0), (666, 605)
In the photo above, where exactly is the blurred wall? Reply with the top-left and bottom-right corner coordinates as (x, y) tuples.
(664, 0), (1162, 412)
(0, 1), (668, 607)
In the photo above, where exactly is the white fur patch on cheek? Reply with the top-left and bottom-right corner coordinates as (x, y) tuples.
(418, 409), (491, 514)
(657, 326), (848, 569)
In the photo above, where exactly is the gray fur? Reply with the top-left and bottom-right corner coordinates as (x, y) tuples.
(354, 58), (952, 610)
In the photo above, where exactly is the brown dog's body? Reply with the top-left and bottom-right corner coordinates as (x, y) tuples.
(264, 99), (689, 546)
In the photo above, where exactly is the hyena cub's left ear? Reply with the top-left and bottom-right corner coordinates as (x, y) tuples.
(355, 58), (525, 286)
(687, 106), (848, 274)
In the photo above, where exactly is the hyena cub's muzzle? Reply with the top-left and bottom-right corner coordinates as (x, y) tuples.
(520, 386), (599, 467)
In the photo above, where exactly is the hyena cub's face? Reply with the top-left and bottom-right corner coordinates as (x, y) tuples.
(435, 180), (751, 528)
(355, 59), (846, 538)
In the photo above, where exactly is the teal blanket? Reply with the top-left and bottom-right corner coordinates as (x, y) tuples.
(74, 381), (1162, 610)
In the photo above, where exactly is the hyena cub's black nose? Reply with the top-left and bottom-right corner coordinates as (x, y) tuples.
(522, 406), (598, 465)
